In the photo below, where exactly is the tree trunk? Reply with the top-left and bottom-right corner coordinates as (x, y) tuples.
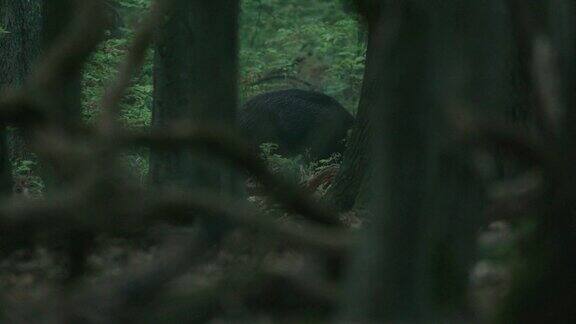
(324, 54), (371, 212)
(42, 0), (82, 118)
(0, 0), (43, 193)
(149, 0), (240, 198)
(499, 1), (576, 322)
(338, 1), (509, 322)
(0, 0), (42, 86)
(39, 1), (85, 190)
(330, 1), (528, 212)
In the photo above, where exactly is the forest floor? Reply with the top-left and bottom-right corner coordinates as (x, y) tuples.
(0, 163), (514, 322)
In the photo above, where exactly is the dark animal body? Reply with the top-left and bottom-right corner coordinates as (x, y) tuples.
(238, 89), (354, 160)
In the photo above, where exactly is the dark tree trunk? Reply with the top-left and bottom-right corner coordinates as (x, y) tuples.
(338, 4), (439, 320)
(42, 0), (82, 118)
(499, 1), (576, 322)
(0, 0), (43, 193)
(330, 2), (528, 213)
(150, 1), (240, 194)
(39, 1), (85, 190)
(324, 51), (371, 212)
(338, 1), (510, 322)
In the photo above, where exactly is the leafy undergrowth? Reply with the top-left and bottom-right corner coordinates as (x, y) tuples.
(250, 143), (343, 196)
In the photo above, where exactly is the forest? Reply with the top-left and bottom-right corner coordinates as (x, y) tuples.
(0, 0), (574, 323)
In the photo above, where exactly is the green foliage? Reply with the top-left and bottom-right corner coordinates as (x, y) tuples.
(79, 0), (363, 182)
(240, 0), (366, 113)
(8, 0), (363, 190)
(13, 159), (35, 176)
(259, 142), (342, 192)
(115, 0), (148, 9)
(12, 159), (44, 195)
(113, 0), (152, 26)
(84, 0), (364, 122)
(82, 33), (153, 129)
(259, 143), (304, 184)
(121, 150), (150, 184)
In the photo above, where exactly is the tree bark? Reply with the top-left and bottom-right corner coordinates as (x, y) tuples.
(42, 0), (82, 118)
(324, 56), (371, 212)
(338, 1), (510, 322)
(0, 0), (43, 86)
(40, 1), (93, 191)
(499, 1), (576, 322)
(149, 0), (240, 196)
(330, 1), (529, 212)
(0, 0), (43, 193)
